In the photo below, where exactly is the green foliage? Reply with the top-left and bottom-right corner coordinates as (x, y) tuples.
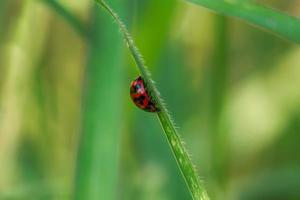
(186, 0), (300, 43)
(74, 1), (124, 199)
(95, 1), (209, 199)
(2, 0), (300, 199)
(42, 0), (86, 37)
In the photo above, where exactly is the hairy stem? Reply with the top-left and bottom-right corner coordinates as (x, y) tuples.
(95, 1), (210, 199)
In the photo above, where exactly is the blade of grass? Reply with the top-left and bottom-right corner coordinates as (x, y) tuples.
(95, 1), (209, 199)
(207, 15), (229, 196)
(41, 0), (86, 38)
(74, 1), (124, 199)
(185, 0), (300, 43)
(0, 0), (32, 189)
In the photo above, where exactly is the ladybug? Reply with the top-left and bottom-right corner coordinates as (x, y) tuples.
(130, 76), (160, 112)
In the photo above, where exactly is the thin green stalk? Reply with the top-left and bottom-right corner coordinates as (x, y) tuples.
(74, 1), (124, 199)
(209, 15), (229, 195)
(186, 0), (300, 43)
(95, 1), (209, 199)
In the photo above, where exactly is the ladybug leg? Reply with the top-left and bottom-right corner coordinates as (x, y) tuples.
(145, 101), (160, 112)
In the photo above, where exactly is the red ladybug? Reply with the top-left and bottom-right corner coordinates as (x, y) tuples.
(130, 76), (160, 112)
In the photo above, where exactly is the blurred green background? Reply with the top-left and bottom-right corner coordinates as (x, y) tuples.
(0, 0), (300, 199)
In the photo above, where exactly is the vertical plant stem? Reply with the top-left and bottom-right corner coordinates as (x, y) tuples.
(0, 0), (29, 187)
(74, 1), (124, 199)
(95, 1), (210, 199)
(208, 15), (229, 193)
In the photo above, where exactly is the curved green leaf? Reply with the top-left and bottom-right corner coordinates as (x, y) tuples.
(186, 0), (300, 43)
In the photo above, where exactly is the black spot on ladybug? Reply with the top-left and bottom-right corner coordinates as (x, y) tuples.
(134, 95), (146, 105)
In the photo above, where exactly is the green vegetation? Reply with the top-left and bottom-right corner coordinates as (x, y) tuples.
(95, 1), (209, 199)
(186, 0), (300, 43)
(0, 0), (300, 199)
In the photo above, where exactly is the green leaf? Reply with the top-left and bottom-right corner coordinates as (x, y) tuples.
(73, 1), (125, 200)
(95, 1), (210, 200)
(186, 0), (300, 43)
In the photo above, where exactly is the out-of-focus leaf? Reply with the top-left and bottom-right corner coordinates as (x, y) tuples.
(42, 0), (86, 37)
(74, 0), (124, 199)
(135, 0), (177, 67)
(186, 0), (300, 43)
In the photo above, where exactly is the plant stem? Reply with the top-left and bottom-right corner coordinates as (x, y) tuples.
(74, 1), (124, 199)
(95, 1), (210, 199)
(209, 15), (229, 195)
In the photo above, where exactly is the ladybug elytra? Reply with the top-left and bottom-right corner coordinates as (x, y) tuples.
(130, 76), (160, 112)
